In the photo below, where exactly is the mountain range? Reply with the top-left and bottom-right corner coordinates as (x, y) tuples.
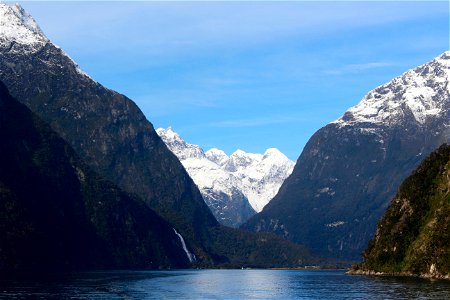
(244, 51), (450, 261)
(0, 3), (315, 269)
(157, 127), (294, 227)
(2, 2), (448, 270)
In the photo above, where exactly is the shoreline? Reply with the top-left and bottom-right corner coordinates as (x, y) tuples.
(346, 269), (450, 281)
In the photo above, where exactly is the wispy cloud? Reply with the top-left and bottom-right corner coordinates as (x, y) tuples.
(21, 1), (448, 59)
(132, 91), (219, 118)
(210, 115), (319, 128)
(323, 62), (395, 75)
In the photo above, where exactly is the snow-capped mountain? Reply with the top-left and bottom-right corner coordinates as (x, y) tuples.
(0, 2), (222, 265)
(0, 3), (91, 78)
(244, 51), (450, 260)
(225, 148), (297, 213)
(0, 3), (48, 51)
(333, 51), (450, 127)
(157, 127), (294, 227)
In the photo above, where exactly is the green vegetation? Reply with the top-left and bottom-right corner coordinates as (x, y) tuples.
(352, 144), (450, 277)
(200, 227), (316, 268)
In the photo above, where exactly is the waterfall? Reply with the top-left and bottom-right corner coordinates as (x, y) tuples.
(173, 228), (196, 263)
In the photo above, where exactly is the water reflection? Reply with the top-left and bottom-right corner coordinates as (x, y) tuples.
(0, 270), (450, 299)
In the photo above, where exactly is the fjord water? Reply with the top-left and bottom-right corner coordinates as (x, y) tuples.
(1, 270), (450, 299)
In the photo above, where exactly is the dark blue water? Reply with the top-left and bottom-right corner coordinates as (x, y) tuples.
(1, 270), (450, 299)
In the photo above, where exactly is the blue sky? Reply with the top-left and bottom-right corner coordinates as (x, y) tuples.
(17, 1), (449, 160)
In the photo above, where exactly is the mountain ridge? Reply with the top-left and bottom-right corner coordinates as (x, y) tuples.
(333, 51), (450, 127)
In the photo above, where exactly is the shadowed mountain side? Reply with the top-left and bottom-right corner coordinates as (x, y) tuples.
(0, 81), (190, 272)
(0, 3), (217, 262)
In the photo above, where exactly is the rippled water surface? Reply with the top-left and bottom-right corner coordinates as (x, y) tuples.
(1, 269), (450, 299)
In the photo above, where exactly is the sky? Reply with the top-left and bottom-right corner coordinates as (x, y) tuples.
(15, 1), (450, 160)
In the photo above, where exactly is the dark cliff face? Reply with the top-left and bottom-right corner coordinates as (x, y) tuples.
(246, 122), (448, 260)
(353, 144), (450, 277)
(0, 40), (218, 259)
(0, 82), (190, 272)
(243, 53), (450, 261)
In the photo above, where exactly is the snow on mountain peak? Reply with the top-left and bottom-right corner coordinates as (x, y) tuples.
(156, 127), (205, 160)
(0, 3), (93, 80)
(157, 126), (182, 143)
(263, 148), (288, 160)
(205, 148), (229, 166)
(436, 51), (450, 64)
(156, 127), (295, 214)
(333, 52), (450, 127)
(230, 149), (257, 159)
(225, 150), (262, 173)
(264, 148), (281, 155)
(0, 3), (48, 48)
(206, 148), (227, 156)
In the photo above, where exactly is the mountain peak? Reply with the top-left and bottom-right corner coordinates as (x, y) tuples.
(434, 51), (450, 70)
(437, 50), (450, 62)
(156, 126), (182, 142)
(0, 3), (92, 79)
(156, 127), (205, 160)
(333, 51), (450, 127)
(231, 149), (246, 156)
(206, 148), (228, 157)
(205, 148), (229, 166)
(263, 148), (285, 157)
(230, 149), (263, 161)
(0, 3), (48, 47)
